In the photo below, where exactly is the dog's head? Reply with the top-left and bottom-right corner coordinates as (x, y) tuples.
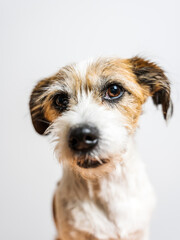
(29, 57), (173, 178)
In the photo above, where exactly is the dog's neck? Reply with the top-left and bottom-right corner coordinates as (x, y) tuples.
(59, 139), (153, 239)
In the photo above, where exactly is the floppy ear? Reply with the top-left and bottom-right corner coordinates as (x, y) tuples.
(129, 56), (173, 120)
(29, 79), (51, 135)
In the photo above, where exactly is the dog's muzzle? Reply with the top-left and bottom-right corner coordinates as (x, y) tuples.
(68, 124), (108, 169)
(68, 124), (99, 153)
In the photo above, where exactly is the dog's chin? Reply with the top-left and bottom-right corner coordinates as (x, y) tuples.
(73, 156), (115, 180)
(77, 158), (107, 169)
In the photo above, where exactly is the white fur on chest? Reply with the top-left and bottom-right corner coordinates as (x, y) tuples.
(56, 148), (156, 240)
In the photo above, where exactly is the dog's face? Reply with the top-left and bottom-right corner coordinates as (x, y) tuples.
(29, 57), (172, 179)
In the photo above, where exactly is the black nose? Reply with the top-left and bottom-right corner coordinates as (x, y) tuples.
(68, 124), (99, 152)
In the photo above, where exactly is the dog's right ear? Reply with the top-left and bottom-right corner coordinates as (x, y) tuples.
(29, 79), (51, 135)
(129, 56), (173, 120)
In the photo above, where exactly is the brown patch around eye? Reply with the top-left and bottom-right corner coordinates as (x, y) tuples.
(42, 91), (70, 123)
(83, 58), (145, 132)
(44, 100), (60, 122)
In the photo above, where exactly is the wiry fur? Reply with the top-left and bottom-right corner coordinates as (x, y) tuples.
(29, 57), (172, 240)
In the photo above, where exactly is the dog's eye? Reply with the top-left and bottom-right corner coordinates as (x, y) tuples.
(104, 84), (124, 100)
(53, 93), (69, 111)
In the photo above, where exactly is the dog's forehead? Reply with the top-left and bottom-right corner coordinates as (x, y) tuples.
(61, 58), (107, 84)
(43, 58), (145, 104)
(67, 57), (128, 81)
(56, 58), (138, 89)
(54, 58), (144, 100)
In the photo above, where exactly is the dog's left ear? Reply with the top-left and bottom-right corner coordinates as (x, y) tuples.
(129, 56), (173, 120)
(29, 79), (51, 135)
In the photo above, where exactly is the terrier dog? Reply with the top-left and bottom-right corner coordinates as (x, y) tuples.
(29, 57), (172, 240)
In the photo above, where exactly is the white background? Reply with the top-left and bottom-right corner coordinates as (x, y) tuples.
(1, 0), (180, 239)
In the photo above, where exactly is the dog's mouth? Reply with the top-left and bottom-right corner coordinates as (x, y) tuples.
(77, 158), (107, 169)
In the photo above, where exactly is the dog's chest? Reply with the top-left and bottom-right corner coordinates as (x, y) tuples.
(62, 164), (156, 240)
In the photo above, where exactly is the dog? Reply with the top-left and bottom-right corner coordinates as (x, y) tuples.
(29, 56), (173, 240)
